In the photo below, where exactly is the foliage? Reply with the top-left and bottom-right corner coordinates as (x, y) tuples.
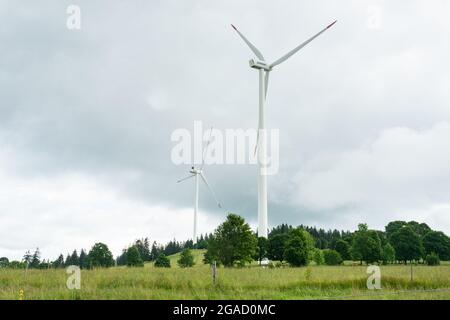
(154, 254), (171, 268)
(126, 246), (144, 267)
(88, 243), (114, 268)
(425, 252), (440, 266)
(53, 254), (65, 268)
(381, 243), (396, 264)
(0, 257), (9, 268)
(177, 249), (195, 268)
(312, 249), (324, 266)
(323, 249), (343, 265)
(204, 214), (257, 267)
(29, 248), (41, 269)
(267, 233), (289, 262)
(254, 237), (269, 264)
(7, 261), (26, 269)
(334, 240), (351, 260)
(390, 226), (424, 263)
(79, 249), (89, 269)
(133, 238), (151, 261)
(351, 224), (382, 264)
(386, 221), (431, 239)
(66, 250), (79, 266)
(284, 228), (312, 267)
(422, 231), (450, 260)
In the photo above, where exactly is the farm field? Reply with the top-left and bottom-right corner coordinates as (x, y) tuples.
(1, 250), (449, 300)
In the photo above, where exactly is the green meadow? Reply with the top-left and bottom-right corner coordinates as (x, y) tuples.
(1, 250), (449, 300)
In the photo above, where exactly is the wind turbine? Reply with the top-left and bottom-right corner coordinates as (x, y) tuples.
(177, 128), (222, 243)
(232, 20), (337, 238)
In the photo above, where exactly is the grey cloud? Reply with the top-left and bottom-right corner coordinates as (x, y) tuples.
(1, 0), (450, 258)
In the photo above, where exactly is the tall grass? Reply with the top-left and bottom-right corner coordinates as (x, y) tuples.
(1, 250), (449, 300)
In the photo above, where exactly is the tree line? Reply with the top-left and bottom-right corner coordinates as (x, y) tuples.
(0, 234), (213, 269)
(0, 216), (449, 269)
(203, 216), (450, 267)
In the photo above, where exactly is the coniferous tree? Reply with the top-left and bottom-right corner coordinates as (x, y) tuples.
(154, 253), (171, 268)
(53, 254), (65, 268)
(126, 246), (144, 267)
(177, 248), (195, 268)
(64, 254), (71, 267)
(29, 248), (41, 269)
(23, 250), (32, 267)
(79, 249), (88, 269)
(69, 250), (79, 266)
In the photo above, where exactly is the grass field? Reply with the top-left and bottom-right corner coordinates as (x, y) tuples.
(1, 250), (449, 300)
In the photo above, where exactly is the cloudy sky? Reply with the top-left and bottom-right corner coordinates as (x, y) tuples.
(1, 0), (450, 260)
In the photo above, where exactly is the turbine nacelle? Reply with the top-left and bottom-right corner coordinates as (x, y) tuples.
(190, 167), (202, 175)
(249, 59), (272, 71)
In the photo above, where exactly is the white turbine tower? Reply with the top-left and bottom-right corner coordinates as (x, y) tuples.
(232, 20), (337, 238)
(177, 128), (222, 243)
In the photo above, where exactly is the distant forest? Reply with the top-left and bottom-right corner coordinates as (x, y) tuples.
(0, 219), (449, 269)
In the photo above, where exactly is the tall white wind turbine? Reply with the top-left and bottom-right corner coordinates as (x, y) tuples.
(232, 20), (337, 238)
(177, 128), (222, 243)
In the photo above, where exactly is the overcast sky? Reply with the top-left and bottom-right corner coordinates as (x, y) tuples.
(1, 0), (450, 260)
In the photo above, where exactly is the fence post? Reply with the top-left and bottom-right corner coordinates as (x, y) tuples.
(212, 261), (217, 286)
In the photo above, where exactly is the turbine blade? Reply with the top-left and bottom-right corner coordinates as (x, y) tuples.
(231, 24), (265, 61)
(200, 126), (213, 170)
(270, 20), (337, 68)
(200, 173), (222, 208)
(177, 174), (195, 183)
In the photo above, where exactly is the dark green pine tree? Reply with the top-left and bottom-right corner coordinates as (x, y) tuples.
(150, 241), (160, 261)
(143, 238), (151, 261)
(79, 249), (88, 269)
(64, 254), (71, 267)
(29, 248), (41, 269)
(126, 246), (144, 267)
(69, 250), (79, 266)
(23, 250), (33, 267)
(53, 254), (65, 268)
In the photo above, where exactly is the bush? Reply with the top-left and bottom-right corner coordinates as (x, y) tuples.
(284, 228), (312, 267)
(425, 252), (440, 266)
(323, 249), (343, 266)
(177, 249), (195, 268)
(0, 257), (9, 268)
(312, 249), (324, 265)
(126, 246), (144, 267)
(154, 254), (171, 268)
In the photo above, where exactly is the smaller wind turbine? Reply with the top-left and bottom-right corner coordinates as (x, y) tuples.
(177, 128), (222, 243)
